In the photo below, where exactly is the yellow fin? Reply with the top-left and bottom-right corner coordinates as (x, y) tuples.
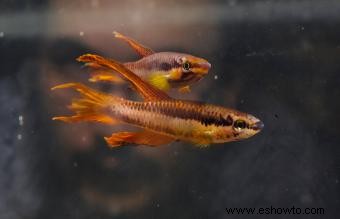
(178, 85), (191, 93)
(113, 31), (155, 57)
(105, 130), (175, 148)
(77, 54), (172, 101)
(51, 83), (117, 125)
(148, 73), (170, 91)
(89, 70), (125, 84)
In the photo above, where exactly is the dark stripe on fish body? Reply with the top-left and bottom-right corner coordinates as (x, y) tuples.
(128, 101), (233, 127)
(160, 62), (172, 71)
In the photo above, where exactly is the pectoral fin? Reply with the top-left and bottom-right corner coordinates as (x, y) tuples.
(77, 54), (172, 101)
(178, 85), (191, 93)
(148, 73), (170, 91)
(194, 140), (211, 148)
(114, 31), (155, 57)
(105, 130), (175, 148)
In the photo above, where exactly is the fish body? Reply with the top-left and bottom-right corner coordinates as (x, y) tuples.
(124, 52), (210, 89)
(87, 32), (211, 93)
(111, 99), (262, 146)
(52, 54), (263, 148)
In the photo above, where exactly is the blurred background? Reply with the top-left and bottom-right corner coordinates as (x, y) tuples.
(1, 0), (340, 218)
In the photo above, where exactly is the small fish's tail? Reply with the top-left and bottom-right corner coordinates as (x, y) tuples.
(51, 83), (118, 124)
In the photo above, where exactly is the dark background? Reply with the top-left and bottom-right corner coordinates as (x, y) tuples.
(0, 0), (339, 218)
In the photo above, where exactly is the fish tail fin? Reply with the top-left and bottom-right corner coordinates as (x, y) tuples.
(51, 83), (118, 124)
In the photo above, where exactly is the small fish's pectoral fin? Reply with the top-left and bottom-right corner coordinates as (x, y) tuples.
(178, 85), (191, 93)
(105, 130), (175, 148)
(77, 54), (172, 101)
(148, 73), (170, 91)
(113, 31), (155, 57)
(89, 70), (125, 84)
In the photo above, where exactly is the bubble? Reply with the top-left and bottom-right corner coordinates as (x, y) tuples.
(19, 115), (24, 126)
(79, 31), (84, 36)
(0, 32), (4, 38)
(81, 136), (87, 142)
(17, 134), (22, 140)
(91, 0), (99, 7)
(214, 75), (218, 80)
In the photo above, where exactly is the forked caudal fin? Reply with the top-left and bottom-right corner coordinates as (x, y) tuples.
(51, 83), (118, 124)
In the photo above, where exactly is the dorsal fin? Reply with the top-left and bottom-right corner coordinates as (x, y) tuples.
(113, 31), (155, 57)
(77, 54), (172, 101)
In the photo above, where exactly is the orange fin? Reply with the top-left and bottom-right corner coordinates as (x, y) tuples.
(84, 62), (103, 70)
(51, 83), (117, 125)
(113, 31), (155, 57)
(89, 70), (125, 84)
(105, 130), (175, 148)
(178, 85), (191, 93)
(77, 54), (172, 101)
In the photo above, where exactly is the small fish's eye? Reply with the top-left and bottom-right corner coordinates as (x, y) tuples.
(182, 62), (191, 71)
(233, 119), (247, 131)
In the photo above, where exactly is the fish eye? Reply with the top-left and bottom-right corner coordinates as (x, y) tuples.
(182, 62), (191, 71)
(233, 119), (247, 131)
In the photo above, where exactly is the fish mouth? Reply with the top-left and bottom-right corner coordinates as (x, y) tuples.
(251, 121), (264, 131)
(197, 62), (211, 75)
(200, 62), (211, 70)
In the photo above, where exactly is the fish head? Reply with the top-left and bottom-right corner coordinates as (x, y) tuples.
(163, 52), (211, 86)
(216, 110), (264, 143)
(177, 54), (211, 78)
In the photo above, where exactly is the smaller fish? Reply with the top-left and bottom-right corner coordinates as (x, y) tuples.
(52, 54), (263, 148)
(85, 31), (211, 93)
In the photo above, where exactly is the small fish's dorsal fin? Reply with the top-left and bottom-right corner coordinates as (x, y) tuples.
(113, 31), (155, 57)
(77, 54), (172, 101)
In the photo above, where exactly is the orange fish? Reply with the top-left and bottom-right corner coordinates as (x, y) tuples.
(52, 54), (263, 148)
(86, 32), (211, 93)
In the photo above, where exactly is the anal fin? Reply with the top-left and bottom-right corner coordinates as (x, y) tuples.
(89, 70), (125, 84)
(105, 130), (175, 148)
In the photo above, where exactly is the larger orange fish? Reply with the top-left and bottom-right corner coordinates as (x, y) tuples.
(86, 32), (211, 93)
(52, 54), (263, 148)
